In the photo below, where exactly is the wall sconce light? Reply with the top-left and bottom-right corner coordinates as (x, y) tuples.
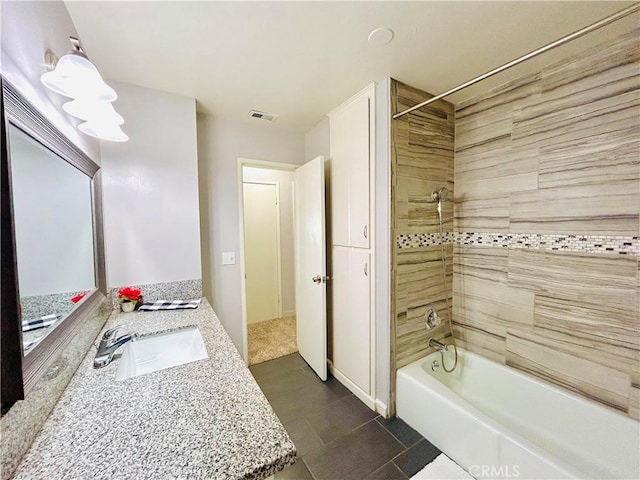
(62, 99), (124, 124)
(78, 121), (129, 143)
(40, 37), (128, 142)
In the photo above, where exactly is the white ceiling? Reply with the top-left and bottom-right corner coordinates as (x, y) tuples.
(65, 1), (639, 132)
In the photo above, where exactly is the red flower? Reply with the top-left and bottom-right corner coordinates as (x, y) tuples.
(118, 287), (142, 302)
(71, 292), (87, 303)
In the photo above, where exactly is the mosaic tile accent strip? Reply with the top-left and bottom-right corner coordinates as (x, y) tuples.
(396, 232), (639, 255)
(396, 232), (456, 249)
(457, 233), (639, 255)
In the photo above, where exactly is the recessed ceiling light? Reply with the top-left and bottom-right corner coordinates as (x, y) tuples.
(368, 28), (394, 46)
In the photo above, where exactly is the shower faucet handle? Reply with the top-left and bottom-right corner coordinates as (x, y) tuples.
(424, 307), (442, 329)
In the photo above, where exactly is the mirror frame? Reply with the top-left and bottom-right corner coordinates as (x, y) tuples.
(1, 76), (107, 410)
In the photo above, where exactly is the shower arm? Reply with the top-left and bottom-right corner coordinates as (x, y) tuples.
(393, 4), (640, 120)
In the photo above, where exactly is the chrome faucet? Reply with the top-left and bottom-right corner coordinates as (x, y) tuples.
(93, 324), (137, 368)
(428, 338), (448, 352)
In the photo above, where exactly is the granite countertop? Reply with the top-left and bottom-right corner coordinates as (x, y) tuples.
(12, 299), (296, 480)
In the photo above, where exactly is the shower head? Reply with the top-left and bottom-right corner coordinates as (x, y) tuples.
(431, 187), (448, 203)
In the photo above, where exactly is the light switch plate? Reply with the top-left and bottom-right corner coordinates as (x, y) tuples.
(222, 252), (236, 265)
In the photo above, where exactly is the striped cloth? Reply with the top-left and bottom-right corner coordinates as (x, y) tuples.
(138, 299), (202, 311)
(22, 314), (61, 332)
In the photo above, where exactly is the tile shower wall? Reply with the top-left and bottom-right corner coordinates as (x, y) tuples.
(390, 80), (455, 371)
(452, 30), (639, 419)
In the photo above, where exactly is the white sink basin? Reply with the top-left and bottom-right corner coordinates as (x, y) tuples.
(115, 326), (208, 381)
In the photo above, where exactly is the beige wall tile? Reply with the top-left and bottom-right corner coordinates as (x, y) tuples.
(509, 181), (639, 235)
(540, 29), (639, 92)
(453, 274), (534, 337)
(392, 80), (455, 373)
(508, 250), (637, 305)
(456, 72), (540, 118)
(456, 172), (538, 198)
(451, 30), (640, 421)
(396, 176), (454, 233)
(454, 194), (510, 232)
(535, 295), (639, 351)
(513, 98), (639, 154)
(539, 137), (639, 189)
(397, 322), (451, 369)
(455, 140), (539, 183)
(516, 71), (640, 133)
(396, 247), (451, 314)
(530, 325), (639, 374)
(452, 323), (505, 364)
(453, 245), (509, 284)
(506, 331), (630, 413)
(408, 195), (453, 231)
(455, 108), (512, 152)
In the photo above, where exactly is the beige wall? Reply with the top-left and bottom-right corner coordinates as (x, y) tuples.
(197, 114), (305, 355)
(453, 30), (639, 419)
(390, 80), (455, 376)
(102, 82), (201, 289)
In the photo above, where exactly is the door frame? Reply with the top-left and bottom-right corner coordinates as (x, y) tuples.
(237, 158), (297, 364)
(242, 180), (283, 323)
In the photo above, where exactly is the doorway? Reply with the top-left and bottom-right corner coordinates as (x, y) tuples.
(240, 163), (297, 365)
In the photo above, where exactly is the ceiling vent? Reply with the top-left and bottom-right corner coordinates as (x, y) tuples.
(249, 110), (278, 122)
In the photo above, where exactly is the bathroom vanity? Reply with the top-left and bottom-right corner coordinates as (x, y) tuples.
(11, 299), (296, 479)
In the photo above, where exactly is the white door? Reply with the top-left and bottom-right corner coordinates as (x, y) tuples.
(294, 156), (327, 381)
(243, 182), (281, 324)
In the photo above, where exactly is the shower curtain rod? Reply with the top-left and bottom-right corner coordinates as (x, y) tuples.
(393, 3), (640, 120)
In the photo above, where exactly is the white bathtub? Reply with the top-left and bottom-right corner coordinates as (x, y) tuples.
(397, 348), (640, 480)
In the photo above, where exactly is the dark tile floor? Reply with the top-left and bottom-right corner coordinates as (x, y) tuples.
(250, 353), (442, 480)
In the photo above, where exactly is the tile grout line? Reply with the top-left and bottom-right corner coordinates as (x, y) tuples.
(390, 439), (432, 479)
(368, 460), (410, 480)
(390, 438), (423, 464)
(350, 416), (412, 480)
(374, 417), (422, 450)
(351, 415), (385, 435)
(300, 457), (318, 480)
(302, 417), (325, 450)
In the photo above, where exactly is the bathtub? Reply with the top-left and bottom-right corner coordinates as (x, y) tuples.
(397, 348), (640, 480)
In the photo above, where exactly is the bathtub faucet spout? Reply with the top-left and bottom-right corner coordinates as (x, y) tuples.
(429, 338), (448, 352)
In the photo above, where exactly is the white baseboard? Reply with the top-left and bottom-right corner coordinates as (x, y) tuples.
(282, 310), (295, 317)
(329, 365), (376, 411)
(375, 399), (388, 418)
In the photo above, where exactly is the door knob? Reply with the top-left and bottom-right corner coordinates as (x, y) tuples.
(312, 275), (329, 284)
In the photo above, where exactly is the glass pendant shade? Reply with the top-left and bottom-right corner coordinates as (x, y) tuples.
(40, 53), (117, 101)
(63, 99), (124, 125)
(78, 121), (129, 142)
